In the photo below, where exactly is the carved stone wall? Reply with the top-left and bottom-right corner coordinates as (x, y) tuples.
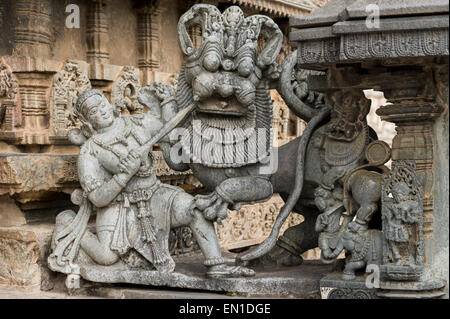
(216, 195), (303, 250)
(0, 0), (322, 290)
(0, 228), (41, 288)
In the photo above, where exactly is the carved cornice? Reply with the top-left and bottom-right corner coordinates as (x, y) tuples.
(376, 101), (443, 123)
(292, 29), (449, 67)
(230, 0), (317, 18)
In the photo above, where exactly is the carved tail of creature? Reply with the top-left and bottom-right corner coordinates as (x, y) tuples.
(48, 189), (91, 274)
(238, 51), (330, 262)
(238, 108), (329, 262)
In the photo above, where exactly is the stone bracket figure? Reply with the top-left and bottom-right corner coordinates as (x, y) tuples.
(381, 160), (425, 281)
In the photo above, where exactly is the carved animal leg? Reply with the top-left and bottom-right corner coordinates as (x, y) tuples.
(273, 215), (319, 266)
(171, 191), (255, 277)
(350, 202), (378, 231)
(248, 208), (319, 267)
(216, 175), (273, 204)
(342, 261), (365, 280)
(195, 176), (273, 223)
(189, 209), (255, 277)
(171, 192), (222, 259)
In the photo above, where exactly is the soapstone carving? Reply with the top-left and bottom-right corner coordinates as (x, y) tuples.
(381, 160), (424, 281)
(48, 88), (254, 285)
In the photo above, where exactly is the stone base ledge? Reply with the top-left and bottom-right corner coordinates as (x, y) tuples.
(77, 256), (333, 298)
(320, 271), (447, 299)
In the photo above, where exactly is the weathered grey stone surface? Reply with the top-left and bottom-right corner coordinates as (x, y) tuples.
(290, 0), (449, 299)
(289, 0), (449, 66)
(320, 272), (379, 299)
(320, 272), (447, 299)
(79, 254), (333, 297)
(332, 15), (449, 34)
(290, 0), (355, 28)
(345, 0), (449, 18)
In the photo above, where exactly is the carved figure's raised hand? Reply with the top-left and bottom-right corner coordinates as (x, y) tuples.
(119, 150), (141, 176)
(154, 83), (175, 102)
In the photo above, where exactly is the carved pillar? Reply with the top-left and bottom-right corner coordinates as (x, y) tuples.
(13, 0), (52, 57)
(376, 67), (444, 268)
(86, 0), (110, 65)
(135, 0), (162, 85)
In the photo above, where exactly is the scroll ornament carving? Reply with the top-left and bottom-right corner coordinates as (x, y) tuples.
(327, 288), (377, 299)
(0, 60), (18, 101)
(0, 58), (21, 129)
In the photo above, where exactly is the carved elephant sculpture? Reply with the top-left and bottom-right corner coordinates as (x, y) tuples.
(339, 229), (383, 280)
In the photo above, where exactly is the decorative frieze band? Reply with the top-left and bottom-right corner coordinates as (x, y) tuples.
(295, 29), (449, 65)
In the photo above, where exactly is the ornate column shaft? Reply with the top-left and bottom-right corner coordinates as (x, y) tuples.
(13, 0), (52, 57)
(135, 0), (161, 85)
(86, 0), (110, 65)
(376, 68), (444, 267)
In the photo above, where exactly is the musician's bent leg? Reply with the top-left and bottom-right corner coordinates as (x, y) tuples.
(80, 230), (119, 265)
(170, 191), (221, 259)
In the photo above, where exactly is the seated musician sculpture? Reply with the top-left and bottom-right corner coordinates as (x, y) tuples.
(48, 88), (254, 281)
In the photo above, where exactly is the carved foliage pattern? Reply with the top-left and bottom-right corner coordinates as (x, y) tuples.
(0, 235), (40, 287)
(215, 195), (303, 250)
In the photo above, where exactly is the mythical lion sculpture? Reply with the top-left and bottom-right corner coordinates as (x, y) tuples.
(135, 4), (386, 267)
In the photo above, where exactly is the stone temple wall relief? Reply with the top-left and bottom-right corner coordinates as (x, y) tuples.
(0, 0), (447, 300)
(50, 60), (91, 139)
(381, 160), (425, 281)
(0, 58), (21, 140)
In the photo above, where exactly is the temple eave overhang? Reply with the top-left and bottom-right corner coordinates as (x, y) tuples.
(231, 0), (318, 17)
(289, 0), (449, 69)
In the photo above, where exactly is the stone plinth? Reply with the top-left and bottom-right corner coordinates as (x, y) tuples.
(79, 254), (333, 298)
(320, 271), (446, 299)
